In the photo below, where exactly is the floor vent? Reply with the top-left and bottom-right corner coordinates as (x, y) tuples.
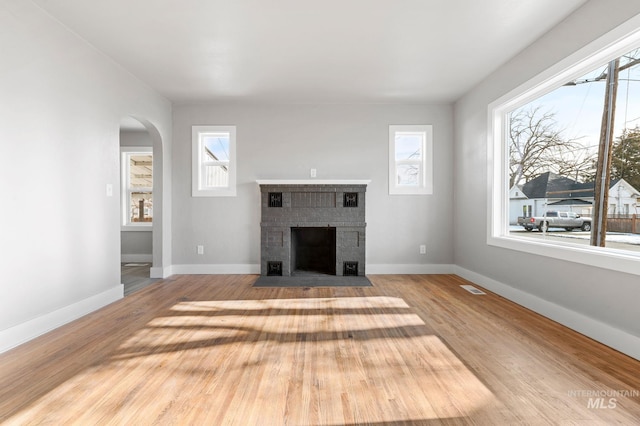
(460, 285), (486, 295)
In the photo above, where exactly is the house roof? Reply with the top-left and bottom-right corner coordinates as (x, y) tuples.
(520, 172), (625, 200)
(521, 172), (580, 199)
(548, 199), (593, 206)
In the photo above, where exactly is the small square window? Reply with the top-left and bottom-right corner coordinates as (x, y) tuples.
(192, 125), (236, 197)
(389, 125), (433, 195)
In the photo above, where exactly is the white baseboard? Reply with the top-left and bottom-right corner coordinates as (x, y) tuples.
(171, 264), (260, 274)
(0, 285), (123, 354)
(150, 265), (173, 279)
(453, 266), (640, 362)
(367, 263), (455, 274)
(170, 263), (455, 275)
(121, 254), (153, 263)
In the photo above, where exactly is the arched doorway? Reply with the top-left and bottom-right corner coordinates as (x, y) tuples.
(119, 117), (164, 294)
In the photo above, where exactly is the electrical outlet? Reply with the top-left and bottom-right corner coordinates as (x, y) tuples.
(310, 168), (317, 178)
(197, 245), (204, 255)
(419, 245), (426, 254)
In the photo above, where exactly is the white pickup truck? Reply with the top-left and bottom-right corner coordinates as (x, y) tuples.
(517, 211), (592, 232)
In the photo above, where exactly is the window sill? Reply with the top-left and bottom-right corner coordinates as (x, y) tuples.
(488, 234), (640, 277)
(389, 186), (432, 195)
(192, 188), (237, 197)
(121, 225), (152, 232)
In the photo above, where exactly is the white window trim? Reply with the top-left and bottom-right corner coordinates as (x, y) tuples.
(487, 14), (640, 277)
(192, 125), (237, 197)
(121, 146), (152, 231)
(388, 125), (433, 195)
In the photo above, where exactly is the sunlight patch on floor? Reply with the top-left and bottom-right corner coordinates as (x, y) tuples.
(9, 296), (497, 424)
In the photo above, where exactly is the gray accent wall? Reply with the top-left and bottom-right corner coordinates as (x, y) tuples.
(453, 1), (640, 356)
(121, 231), (153, 260)
(120, 130), (153, 147)
(172, 104), (454, 271)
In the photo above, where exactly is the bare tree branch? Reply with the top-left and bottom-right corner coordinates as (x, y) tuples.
(509, 106), (595, 187)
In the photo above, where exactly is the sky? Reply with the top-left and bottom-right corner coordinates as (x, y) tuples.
(516, 49), (640, 156)
(204, 135), (230, 161)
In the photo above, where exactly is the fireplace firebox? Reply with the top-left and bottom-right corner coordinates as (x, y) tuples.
(291, 227), (336, 275)
(258, 180), (368, 276)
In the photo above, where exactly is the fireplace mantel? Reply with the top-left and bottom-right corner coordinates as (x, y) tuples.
(256, 179), (371, 185)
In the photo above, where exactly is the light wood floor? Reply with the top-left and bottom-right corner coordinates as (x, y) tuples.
(1, 274), (639, 425)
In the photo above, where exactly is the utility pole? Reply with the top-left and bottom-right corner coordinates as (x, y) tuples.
(591, 59), (620, 247)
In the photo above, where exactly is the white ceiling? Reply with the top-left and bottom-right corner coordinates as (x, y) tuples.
(34, 0), (587, 104)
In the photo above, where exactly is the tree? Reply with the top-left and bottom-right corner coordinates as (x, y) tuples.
(509, 106), (595, 187)
(611, 126), (640, 191)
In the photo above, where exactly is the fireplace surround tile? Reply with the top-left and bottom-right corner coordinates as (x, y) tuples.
(258, 180), (368, 276)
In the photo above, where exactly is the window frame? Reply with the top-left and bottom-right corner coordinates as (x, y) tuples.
(487, 14), (640, 277)
(192, 125), (237, 197)
(388, 124), (433, 195)
(121, 147), (153, 231)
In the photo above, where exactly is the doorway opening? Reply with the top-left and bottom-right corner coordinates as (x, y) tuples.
(119, 117), (159, 294)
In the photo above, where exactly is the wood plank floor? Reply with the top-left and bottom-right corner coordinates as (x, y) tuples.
(1, 274), (639, 425)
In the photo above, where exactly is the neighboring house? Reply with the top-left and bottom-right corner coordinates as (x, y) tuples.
(509, 172), (640, 224)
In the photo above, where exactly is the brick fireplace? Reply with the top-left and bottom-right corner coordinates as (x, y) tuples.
(257, 180), (369, 276)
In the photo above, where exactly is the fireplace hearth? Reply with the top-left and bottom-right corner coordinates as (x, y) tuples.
(258, 180), (369, 277)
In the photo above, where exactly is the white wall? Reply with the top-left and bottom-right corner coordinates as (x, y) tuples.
(453, 0), (640, 359)
(172, 103), (454, 273)
(0, 1), (172, 352)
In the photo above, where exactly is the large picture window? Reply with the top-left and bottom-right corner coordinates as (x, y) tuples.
(489, 18), (640, 276)
(192, 125), (237, 197)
